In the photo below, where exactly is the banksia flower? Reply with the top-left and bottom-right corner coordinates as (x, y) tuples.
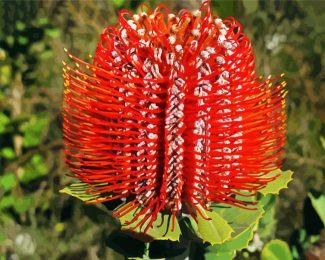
(62, 1), (287, 233)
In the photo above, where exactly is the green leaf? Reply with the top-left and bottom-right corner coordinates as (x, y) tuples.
(209, 203), (264, 252)
(18, 36), (28, 45)
(0, 113), (10, 133)
(0, 195), (15, 209)
(261, 239), (292, 260)
(37, 17), (49, 25)
(16, 21), (26, 31)
(59, 182), (102, 202)
(205, 251), (235, 260)
(218, 204), (264, 238)
(196, 205), (234, 245)
(320, 136), (325, 150)
(112, 0), (126, 8)
(21, 154), (48, 183)
(45, 28), (60, 38)
(0, 172), (17, 191)
(258, 195), (277, 240)
(20, 114), (49, 147)
(308, 191), (325, 225)
(118, 202), (181, 241)
(1, 147), (15, 159)
(243, 0), (258, 14)
(0, 230), (5, 244)
(259, 169), (293, 195)
(13, 195), (34, 214)
(0, 65), (11, 86)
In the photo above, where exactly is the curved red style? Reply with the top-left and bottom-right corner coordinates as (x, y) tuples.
(62, 1), (287, 231)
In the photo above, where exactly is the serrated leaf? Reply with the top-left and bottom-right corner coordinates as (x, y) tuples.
(259, 169), (293, 195)
(308, 191), (325, 226)
(59, 183), (102, 202)
(218, 204), (264, 238)
(118, 202), (181, 241)
(261, 239), (292, 260)
(196, 205), (233, 245)
(209, 204), (264, 252)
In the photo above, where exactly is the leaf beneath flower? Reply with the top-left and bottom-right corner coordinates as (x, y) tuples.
(209, 203), (264, 252)
(118, 203), (181, 242)
(59, 183), (102, 202)
(259, 169), (293, 195)
(195, 205), (234, 245)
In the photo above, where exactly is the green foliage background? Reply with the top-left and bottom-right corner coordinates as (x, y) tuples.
(0, 0), (324, 259)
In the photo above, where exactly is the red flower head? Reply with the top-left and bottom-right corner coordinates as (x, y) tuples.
(62, 1), (287, 232)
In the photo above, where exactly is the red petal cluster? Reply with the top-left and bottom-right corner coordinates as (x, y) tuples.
(62, 1), (287, 231)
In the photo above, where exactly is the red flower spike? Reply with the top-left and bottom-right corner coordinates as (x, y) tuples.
(62, 0), (287, 232)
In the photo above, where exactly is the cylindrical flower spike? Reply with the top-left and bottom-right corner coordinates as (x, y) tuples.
(62, 0), (287, 232)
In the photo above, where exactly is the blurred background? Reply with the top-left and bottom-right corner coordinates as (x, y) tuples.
(0, 0), (324, 259)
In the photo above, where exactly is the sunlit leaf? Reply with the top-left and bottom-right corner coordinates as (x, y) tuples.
(112, 0), (126, 8)
(208, 203), (264, 252)
(1, 147), (15, 159)
(0, 65), (11, 86)
(205, 251), (235, 260)
(59, 182), (102, 202)
(0, 172), (17, 191)
(259, 170), (293, 195)
(0, 195), (15, 209)
(261, 239), (292, 260)
(196, 205), (233, 245)
(45, 28), (60, 38)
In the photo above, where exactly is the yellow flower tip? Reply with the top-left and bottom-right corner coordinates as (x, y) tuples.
(63, 47), (68, 52)
(75, 63), (80, 68)
(280, 73), (285, 77)
(62, 60), (67, 66)
(281, 81), (287, 87)
(64, 79), (70, 87)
